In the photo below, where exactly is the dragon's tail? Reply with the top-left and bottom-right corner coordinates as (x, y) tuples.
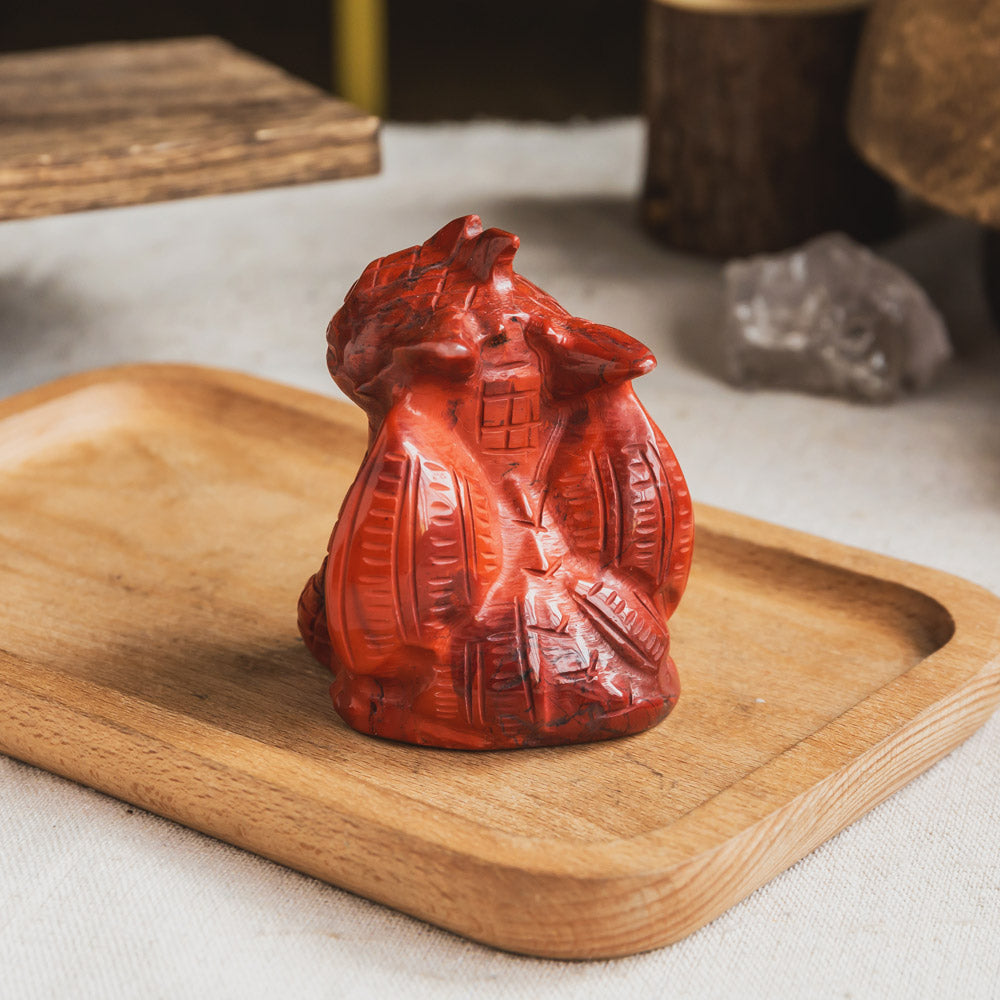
(297, 555), (333, 668)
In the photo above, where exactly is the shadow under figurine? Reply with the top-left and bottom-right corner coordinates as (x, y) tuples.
(298, 216), (694, 749)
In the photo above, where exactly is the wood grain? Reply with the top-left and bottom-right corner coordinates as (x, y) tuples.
(0, 37), (379, 221)
(0, 364), (997, 958)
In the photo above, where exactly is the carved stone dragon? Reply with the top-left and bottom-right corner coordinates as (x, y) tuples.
(298, 216), (693, 749)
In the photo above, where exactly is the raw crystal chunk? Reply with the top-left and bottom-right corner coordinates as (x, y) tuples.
(723, 233), (952, 401)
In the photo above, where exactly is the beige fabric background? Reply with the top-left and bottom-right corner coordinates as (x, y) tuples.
(1, 120), (998, 999)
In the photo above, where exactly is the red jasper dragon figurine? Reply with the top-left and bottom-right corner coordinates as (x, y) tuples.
(298, 216), (694, 749)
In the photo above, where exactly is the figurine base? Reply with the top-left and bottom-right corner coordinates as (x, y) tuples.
(1, 365), (998, 959)
(331, 673), (677, 750)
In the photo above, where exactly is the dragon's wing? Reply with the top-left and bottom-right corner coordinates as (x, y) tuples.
(545, 389), (693, 615)
(325, 414), (500, 676)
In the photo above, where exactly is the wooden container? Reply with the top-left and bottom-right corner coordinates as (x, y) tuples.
(642, 0), (898, 256)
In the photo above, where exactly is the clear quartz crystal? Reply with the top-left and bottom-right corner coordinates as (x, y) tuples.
(723, 233), (952, 401)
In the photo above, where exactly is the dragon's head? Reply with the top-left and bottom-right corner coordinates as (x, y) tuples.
(327, 216), (655, 419)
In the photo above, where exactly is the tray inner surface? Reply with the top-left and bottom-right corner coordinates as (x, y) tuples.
(0, 373), (956, 845)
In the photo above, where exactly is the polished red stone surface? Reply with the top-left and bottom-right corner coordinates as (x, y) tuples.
(298, 216), (694, 749)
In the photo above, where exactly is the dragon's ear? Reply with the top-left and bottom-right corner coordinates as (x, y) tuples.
(392, 340), (476, 382)
(421, 216), (519, 290)
(525, 316), (655, 398)
(425, 215), (483, 257)
(460, 228), (519, 285)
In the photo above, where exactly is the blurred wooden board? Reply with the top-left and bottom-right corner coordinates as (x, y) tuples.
(848, 0), (1000, 227)
(0, 37), (379, 221)
(0, 365), (998, 958)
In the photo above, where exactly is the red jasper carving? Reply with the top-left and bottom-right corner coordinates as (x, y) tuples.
(298, 216), (694, 749)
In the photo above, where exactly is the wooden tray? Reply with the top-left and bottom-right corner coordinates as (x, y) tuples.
(1, 365), (998, 959)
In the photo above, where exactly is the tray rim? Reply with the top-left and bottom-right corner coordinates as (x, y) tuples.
(2, 363), (999, 957)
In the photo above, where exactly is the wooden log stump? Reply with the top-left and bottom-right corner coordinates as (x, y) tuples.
(642, 0), (898, 257)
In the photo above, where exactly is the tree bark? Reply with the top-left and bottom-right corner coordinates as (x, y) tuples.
(642, 0), (898, 257)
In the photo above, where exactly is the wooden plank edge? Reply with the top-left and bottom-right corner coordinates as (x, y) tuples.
(0, 136), (380, 222)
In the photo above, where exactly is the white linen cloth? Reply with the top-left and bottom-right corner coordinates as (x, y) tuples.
(1, 120), (998, 999)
